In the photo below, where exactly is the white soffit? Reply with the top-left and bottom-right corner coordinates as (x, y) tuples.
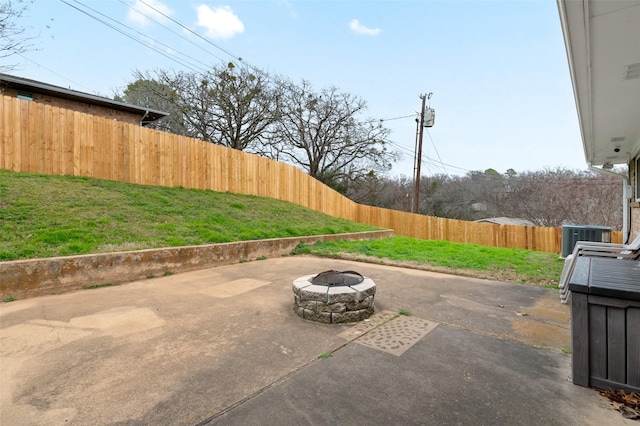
(558, 0), (640, 166)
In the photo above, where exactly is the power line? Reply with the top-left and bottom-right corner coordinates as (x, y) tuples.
(68, 0), (213, 71)
(355, 114), (416, 127)
(385, 136), (471, 173)
(65, 0), (276, 86)
(373, 114), (416, 124)
(384, 138), (472, 175)
(16, 53), (95, 92)
(116, 0), (226, 64)
(425, 129), (450, 176)
(381, 114), (416, 122)
(136, 0), (245, 66)
(60, 0), (206, 73)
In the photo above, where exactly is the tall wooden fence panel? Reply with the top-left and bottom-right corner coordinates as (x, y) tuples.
(1, 95), (622, 253)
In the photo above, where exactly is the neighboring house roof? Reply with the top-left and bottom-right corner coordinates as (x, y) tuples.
(0, 73), (169, 126)
(475, 217), (536, 226)
(556, 0), (640, 166)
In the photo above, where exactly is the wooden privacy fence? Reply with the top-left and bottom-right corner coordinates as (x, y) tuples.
(0, 95), (620, 253)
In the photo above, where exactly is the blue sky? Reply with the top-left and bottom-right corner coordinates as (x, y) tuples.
(8, 0), (586, 177)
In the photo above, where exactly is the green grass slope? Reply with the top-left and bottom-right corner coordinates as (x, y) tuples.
(0, 169), (377, 261)
(1, 169), (563, 286)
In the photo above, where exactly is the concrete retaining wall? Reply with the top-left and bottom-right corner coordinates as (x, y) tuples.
(0, 230), (393, 300)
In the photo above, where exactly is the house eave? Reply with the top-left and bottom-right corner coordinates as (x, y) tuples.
(556, 0), (640, 167)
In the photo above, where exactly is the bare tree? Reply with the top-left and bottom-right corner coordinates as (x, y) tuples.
(115, 77), (187, 134)
(0, 0), (35, 71)
(503, 168), (623, 228)
(417, 171), (505, 220)
(359, 167), (623, 230)
(270, 79), (396, 191)
(346, 173), (414, 210)
(119, 63), (281, 152)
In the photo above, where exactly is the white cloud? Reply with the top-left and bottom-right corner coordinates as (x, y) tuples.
(195, 5), (245, 40)
(127, 0), (173, 27)
(349, 19), (381, 36)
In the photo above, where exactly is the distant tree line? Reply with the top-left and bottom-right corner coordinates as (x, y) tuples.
(347, 167), (624, 230)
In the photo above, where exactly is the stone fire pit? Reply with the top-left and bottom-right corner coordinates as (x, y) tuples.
(293, 270), (376, 324)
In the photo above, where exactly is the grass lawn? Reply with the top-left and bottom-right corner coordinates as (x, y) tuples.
(293, 237), (564, 287)
(0, 169), (377, 260)
(1, 169), (564, 287)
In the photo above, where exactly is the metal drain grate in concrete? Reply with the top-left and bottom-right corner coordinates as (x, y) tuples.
(354, 315), (439, 356)
(337, 310), (398, 341)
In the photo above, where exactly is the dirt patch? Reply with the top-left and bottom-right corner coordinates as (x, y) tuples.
(510, 316), (571, 349)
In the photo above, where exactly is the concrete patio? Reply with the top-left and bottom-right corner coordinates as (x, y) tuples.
(0, 256), (632, 425)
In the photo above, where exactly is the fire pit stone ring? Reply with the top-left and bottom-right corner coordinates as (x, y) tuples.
(293, 270), (376, 324)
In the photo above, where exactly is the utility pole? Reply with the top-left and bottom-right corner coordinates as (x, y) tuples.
(413, 93), (435, 214)
(413, 94), (427, 214)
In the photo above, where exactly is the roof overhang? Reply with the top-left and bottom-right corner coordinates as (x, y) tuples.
(0, 73), (169, 125)
(557, 0), (640, 167)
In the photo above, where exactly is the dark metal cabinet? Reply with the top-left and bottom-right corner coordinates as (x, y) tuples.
(569, 257), (640, 392)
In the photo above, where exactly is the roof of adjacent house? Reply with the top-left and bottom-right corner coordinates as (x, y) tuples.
(0, 73), (169, 125)
(474, 217), (536, 227)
